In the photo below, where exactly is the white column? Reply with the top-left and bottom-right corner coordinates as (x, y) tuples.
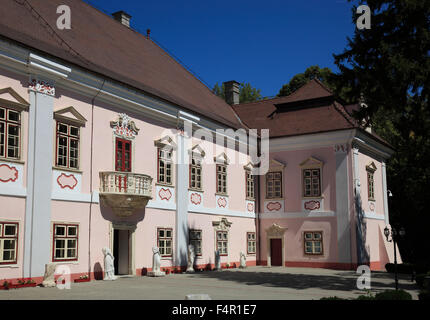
(335, 144), (351, 264)
(23, 77), (55, 278)
(381, 162), (390, 225)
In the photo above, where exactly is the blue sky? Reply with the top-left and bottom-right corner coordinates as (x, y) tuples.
(84, 0), (357, 98)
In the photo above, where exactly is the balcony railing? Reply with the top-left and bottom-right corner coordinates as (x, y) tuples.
(99, 171), (153, 217)
(99, 171), (152, 197)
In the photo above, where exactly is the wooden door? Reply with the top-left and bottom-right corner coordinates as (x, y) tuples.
(270, 238), (282, 266)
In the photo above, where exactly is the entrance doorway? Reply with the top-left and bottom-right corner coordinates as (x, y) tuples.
(270, 238), (282, 266)
(113, 229), (130, 275)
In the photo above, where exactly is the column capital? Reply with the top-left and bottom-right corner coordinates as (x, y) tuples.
(28, 76), (55, 96)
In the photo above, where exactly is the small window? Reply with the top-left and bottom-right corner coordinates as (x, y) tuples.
(189, 229), (202, 256)
(304, 231), (323, 255)
(158, 228), (173, 257)
(53, 223), (78, 261)
(190, 157), (202, 190)
(247, 232), (256, 254)
(56, 122), (80, 169)
(367, 171), (375, 200)
(158, 148), (173, 185)
(216, 164), (227, 195)
(0, 106), (21, 159)
(266, 171), (282, 199)
(303, 169), (321, 197)
(216, 231), (228, 256)
(0, 222), (18, 264)
(245, 169), (255, 200)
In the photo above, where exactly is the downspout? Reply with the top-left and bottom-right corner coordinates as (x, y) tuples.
(88, 80), (105, 278)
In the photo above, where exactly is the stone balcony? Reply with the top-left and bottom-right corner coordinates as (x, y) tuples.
(99, 171), (153, 217)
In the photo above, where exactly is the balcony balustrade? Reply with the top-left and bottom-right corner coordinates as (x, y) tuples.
(99, 171), (153, 217)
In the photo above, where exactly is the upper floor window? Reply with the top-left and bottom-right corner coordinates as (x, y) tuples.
(190, 156), (202, 190)
(245, 169), (255, 200)
(366, 162), (377, 201)
(115, 138), (131, 172)
(0, 107), (20, 160)
(266, 171), (282, 199)
(216, 164), (227, 195)
(56, 122), (79, 169)
(53, 223), (78, 262)
(303, 169), (321, 197)
(0, 222), (18, 264)
(158, 148), (172, 185)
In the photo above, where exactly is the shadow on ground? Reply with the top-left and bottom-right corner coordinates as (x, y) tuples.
(187, 268), (418, 293)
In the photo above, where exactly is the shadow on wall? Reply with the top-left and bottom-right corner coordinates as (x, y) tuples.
(355, 190), (370, 265)
(94, 262), (103, 280)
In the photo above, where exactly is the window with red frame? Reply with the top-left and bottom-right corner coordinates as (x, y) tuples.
(247, 232), (256, 254)
(157, 228), (172, 257)
(245, 169), (254, 199)
(216, 230), (228, 256)
(158, 148), (172, 184)
(0, 222), (18, 264)
(0, 106), (20, 159)
(56, 122), (79, 169)
(53, 224), (78, 261)
(216, 164), (227, 195)
(115, 138), (132, 172)
(189, 156), (202, 190)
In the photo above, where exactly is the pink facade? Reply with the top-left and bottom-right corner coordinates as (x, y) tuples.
(0, 1), (399, 285)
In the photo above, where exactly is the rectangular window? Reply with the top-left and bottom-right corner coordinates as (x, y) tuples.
(266, 171), (282, 198)
(0, 107), (20, 159)
(367, 171), (375, 200)
(246, 169), (255, 199)
(0, 222), (18, 264)
(189, 229), (202, 256)
(158, 148), (172, 185)
(247, 232), (256, 254)
(303, 169), (321, 197)
(216, 164), (227, 194)
(115, 138), (131, 172)
(304, 231), (323, 255)
(157, 228), (173, 257)
(53, 223), (78, 261)
(56, 122), (79, 169)
(189, 157), (202, 190)
(216, 230), (228, 256)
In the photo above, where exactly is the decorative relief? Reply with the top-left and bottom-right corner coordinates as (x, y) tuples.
(0, 164), (18, 183)
(56, 173), (78, 190)
(304, 200), (320, 211)
(247, 202), (254, 212)
(110, 113), (139, 139)
(369, 202), (375, 211)
(29, 79), (55, 96)
(159, 188), (172, 201)
(265, 223), (287, 237)
(212, 217), (232, 231)
(266, 202), (282, 212)
(190, 192), (202, 205)
(334, 144), (348, 153)
(217, 197), (227, 208)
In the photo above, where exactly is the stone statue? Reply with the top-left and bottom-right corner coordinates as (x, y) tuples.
(42, 263), (57, 287)
(186, 244), (195, 273)
(148, 246), (165, 277)
(239, 251), (247, 268)
(102, 247), (117, 281)
(214, 250), (221, 271)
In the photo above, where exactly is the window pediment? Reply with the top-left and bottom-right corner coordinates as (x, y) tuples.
(366, 162), (377, 172)
(54, 106), (87, 127)
(214, 152), (229, 165)
(268, 159), (285, 172)
(154, 135), (177, 151)
(300, 156), (323, 168)
(190, 144), (205, 158)
(0, 87), (29, 112)
(212, 218), (232, 231)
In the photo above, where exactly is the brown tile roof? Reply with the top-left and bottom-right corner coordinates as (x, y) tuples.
(232, 79), (360, 138)
(0, 0), (242, 128)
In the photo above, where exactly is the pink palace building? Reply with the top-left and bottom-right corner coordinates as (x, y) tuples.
(0, 0), (399, 284)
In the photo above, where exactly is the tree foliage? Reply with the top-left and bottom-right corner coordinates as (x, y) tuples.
(213, 82), (262, 104)
(334, 0), (430, 263)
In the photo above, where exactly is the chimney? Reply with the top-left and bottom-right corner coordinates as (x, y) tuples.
(112, 11), (131, 28)
(223, 80), (240, 105)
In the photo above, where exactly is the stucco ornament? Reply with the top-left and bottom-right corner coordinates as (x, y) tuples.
(214, 250), (221, 271)
(239, 251), (247, 269)
(266, 223), (287, 237)
(42, 263), (57, 287)
(102, 247), (117, 281)
(186, 244), (195, 273)
(110, 113), (140, 139)
(147, 246), (165, 277)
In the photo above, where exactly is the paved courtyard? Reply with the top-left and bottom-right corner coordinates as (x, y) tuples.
(0, 266), (419, 300)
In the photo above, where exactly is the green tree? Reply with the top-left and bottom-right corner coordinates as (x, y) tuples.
(277, 65), (336, 97)
(213, 82), (262, 103)
(334, 0), (430, 264)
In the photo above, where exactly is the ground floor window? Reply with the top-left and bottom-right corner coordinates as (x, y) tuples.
(304, 231), (323, 255)
(157, 228), (173, 257)
(0, 222), (18, 264)
(247, 232), (256, 254)
(53, 224), (78, 261)
(189, 229), (202, 256)
(216, 231), (228, 256)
